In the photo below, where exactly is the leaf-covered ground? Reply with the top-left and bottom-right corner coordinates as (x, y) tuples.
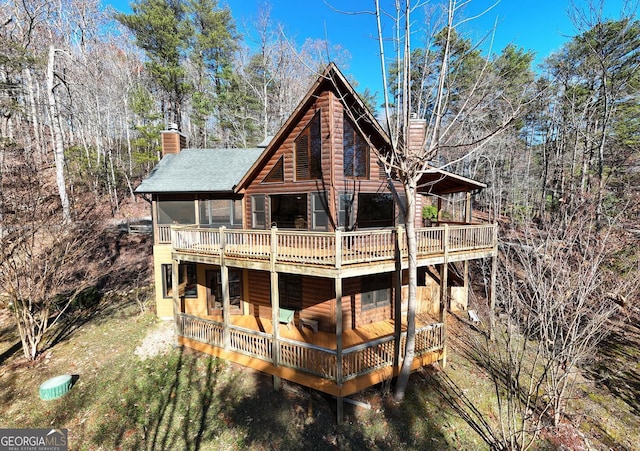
(1, 292), (639, 450)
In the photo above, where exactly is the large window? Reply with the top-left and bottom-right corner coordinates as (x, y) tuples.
(162, 263), (197, 298)
(270, 194), (307, 229)
(358, 193), (394, 228)
(361, 274), (391, 310)
(343, 114), (368, 178)
(207, 269), (242, 313)
(199, 199), (242, 228)
(311, 192), (329, 230)
(251, 195), (266, 229)
(278, 274), (302, 310)
(157, 200), (196, 224)
(295, 111), (322, 180)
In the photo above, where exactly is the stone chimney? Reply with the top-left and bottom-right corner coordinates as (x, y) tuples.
(161, 123), (187, 157)
(408, 114), (427, 154)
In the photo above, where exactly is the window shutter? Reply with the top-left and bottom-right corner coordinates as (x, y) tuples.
(310, 113), (322, 179)
(296, 134), (309, 180)
(355, 134), (368, 177)
(343, 113), (369, 179)
(295, 111), (322, 180)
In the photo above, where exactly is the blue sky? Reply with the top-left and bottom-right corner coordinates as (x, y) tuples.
(107, 0), (634, 97)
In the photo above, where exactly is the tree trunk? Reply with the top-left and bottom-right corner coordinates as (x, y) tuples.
(23, 67), (43, 156)
(46, 45), (71, 223)
(394, 181), (417, 400)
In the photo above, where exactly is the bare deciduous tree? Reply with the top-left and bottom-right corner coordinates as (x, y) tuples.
(0, 150), (103, 360)
(468, 205), (636, 449)
(361, 0), (532, 400)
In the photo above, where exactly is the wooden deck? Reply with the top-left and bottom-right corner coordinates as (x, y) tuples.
(164, 223), (497, 274)
(176, 313), (445, 397)
(199, 313), (436, 349)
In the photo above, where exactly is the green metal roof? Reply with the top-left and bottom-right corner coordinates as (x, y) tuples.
(134, 148), (264, 194)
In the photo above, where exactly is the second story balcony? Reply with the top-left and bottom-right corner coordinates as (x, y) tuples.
(158, 223), (497, 275)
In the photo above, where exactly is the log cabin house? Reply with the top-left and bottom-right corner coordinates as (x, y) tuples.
(135, 63), (497, 421)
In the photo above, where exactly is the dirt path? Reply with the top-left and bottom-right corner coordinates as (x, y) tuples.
(134, 320), (176, 360)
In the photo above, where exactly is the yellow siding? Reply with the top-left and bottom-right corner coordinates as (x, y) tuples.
(183, 265), (208, 317)
(153, 244), (174, 319)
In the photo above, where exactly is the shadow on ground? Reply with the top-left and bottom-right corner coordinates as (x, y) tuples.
(586, 314), (640, 415)
(83, 344), (459, 450)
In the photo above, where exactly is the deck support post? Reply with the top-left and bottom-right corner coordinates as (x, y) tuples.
(270, 226), (280, 378)
(335, 274), (344, 424)
(221, 265), (230, 350)
(335, 276), (343, 386)
(393, 226), (403, 370)
(171, 258), (180, 346)
(439, 225), (449, 368)
(220, 227), (231, 350)
(335, 228), (342, 270)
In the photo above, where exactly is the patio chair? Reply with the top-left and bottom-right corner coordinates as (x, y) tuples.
(278, 308), (295, 330)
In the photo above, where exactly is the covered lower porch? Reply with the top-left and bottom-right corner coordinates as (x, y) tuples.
(176, 312), (445, 398)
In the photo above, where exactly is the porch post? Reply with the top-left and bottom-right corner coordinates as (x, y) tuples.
(221, 264), (230, 351)
(270, 226), (281, 390)
(335, 228), (342, 270)
(220, 226), (231, 350)
(335, 276), (344, 424)
(439, 224), (449, 367)
(151, 198), (158, 243)
(171, 258), (181, 347)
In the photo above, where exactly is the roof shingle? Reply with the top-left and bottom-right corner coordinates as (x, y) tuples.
(134, 148), (264, 193)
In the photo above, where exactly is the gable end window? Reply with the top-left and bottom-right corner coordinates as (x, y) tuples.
(295, 111), (322, 180)
(343, 114), (369, 178)
(263, 156), (284, 183)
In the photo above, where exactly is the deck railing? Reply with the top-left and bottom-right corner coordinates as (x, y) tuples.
(177, 314), (224, 346)
(279, 337), (338, 379)
(229, 326), (272, 360)
(157, 225), (173, 244)
(176, 313), (444, 384)
(171, 223), (496, 267)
